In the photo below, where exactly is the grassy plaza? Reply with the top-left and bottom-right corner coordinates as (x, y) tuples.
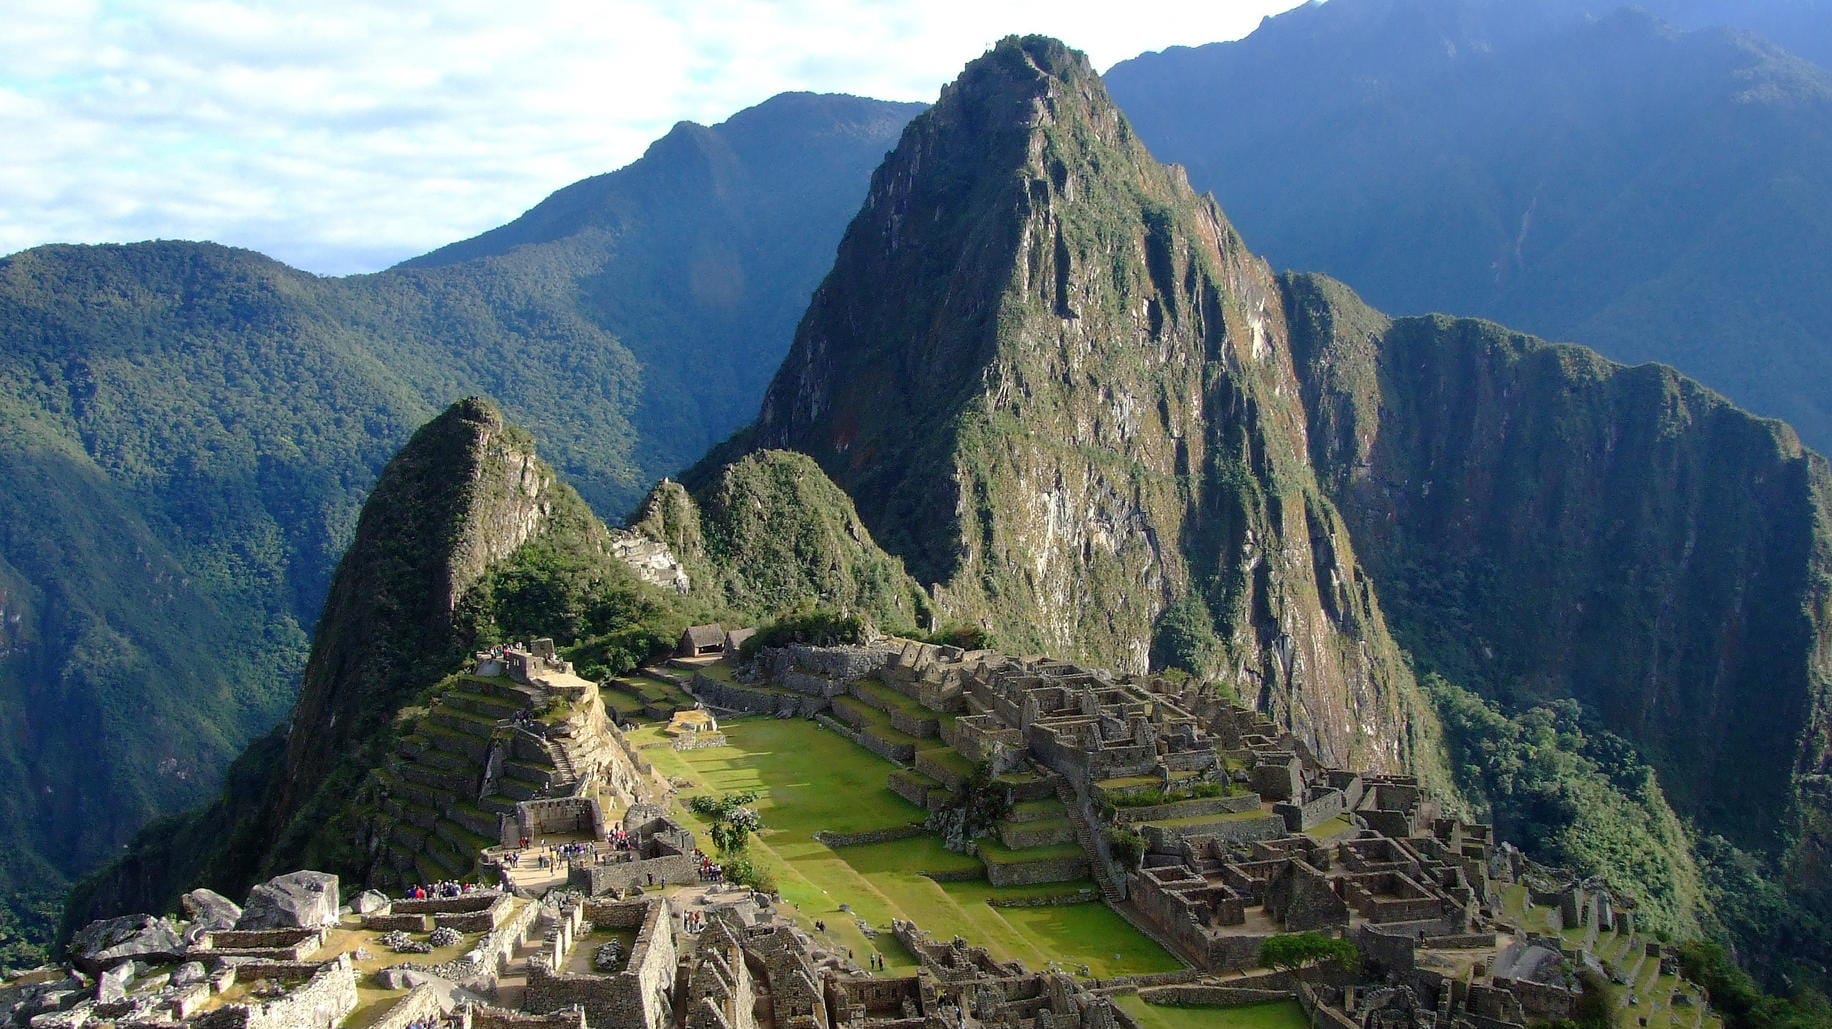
(633, 716), (1180, 978)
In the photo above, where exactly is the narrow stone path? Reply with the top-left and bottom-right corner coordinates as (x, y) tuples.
(490, 917), (548, 1010)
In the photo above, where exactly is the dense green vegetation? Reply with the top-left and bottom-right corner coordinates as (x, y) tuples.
(1107, 0), (1832, 453)
(1257, 932), (1359, 979)
(0, 93), (919, 959)
(642, 450), (932, 631)
(1678, 940), (1832, 1029)
(1427, 675), (1703, 937)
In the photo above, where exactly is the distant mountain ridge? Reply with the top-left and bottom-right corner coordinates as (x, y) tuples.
(1105, 0), (1832, 456)
(0, 91), (920, 963)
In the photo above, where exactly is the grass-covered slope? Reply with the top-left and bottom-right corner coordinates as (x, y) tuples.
(750, 36), (1447, 785)
(1105, 0), (1832, 454)
(636, 450), (931, 631)
(0, 92), (919, 959)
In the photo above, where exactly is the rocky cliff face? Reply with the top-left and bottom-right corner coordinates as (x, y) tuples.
(751, 37), (1443, 781)
(1283, 273), (1832, 860)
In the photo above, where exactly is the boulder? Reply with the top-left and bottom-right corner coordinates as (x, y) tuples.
(236, 871), (340, 930)
(94, 965), (133, 1005)
(68, 916), (185, 975)
(168, 963), (207, 989)
(180, 889), (242, 936)
(349, 890), (390, 916)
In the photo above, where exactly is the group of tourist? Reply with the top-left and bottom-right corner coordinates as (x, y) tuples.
(404, 880), (477, 900)
(681, 909), (711, 934)
(693, 852), (725, 882)
(607, 827), (636, 851)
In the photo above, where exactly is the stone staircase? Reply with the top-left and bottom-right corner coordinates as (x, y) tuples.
(1055, 779), (1127, 904)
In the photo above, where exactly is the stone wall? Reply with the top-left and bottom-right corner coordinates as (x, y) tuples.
(1354, 925), (1418, 977)
(814, 825), (927, 847)
(524, 899), (675, 1029)
(193, 956), (356, 1029)
(568, 854), (696, 896)
(367, 985), (442, 1029)
(463, 1005), (586, 1029)
(434, 895), (514, 933)
(984, 855), (1090, 887)
(1491, 977), (1577, 1023)
(1141, 814), (1284, 852)
(360, 914), (428, 933)
(761, 645), (891, 683)
(692, 678), (826, 718)
(391, 893), (501, 915)
(888, 769), (943, 810)
(1136, 985), (1294, 1007)
(1109, 794), (1257, 824)
(517, 798), (604, 840)
(1274, 788), (1345, 832)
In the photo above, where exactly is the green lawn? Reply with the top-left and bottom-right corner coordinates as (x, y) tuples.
(1113, 995), (1308, 1029)
(644, 717), (1180, 979)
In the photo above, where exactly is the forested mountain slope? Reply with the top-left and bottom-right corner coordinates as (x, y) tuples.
(0, 92), (919, 963)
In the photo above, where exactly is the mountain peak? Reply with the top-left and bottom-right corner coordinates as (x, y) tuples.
(748, 36), (1436, 782)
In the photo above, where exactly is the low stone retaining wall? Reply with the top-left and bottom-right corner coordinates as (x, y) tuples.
(888, 770), (942, 810)
(1137, 985), (1295, 1007)
(1141, 813), (1284, 851)
(193, 956), (356, 1029)
(691, 678), (826, 718)
(361, 914), (429, 933)
(984, 855), (1090, 887)
(434, 894), (514, 933)
(921, 868), (985, 883)
(391, 893), (501, 915)
(915, 749), (971, 790)
(814, 824), (927, 847)
(463, 1004), (585, 1029)
(368, 985), (443, 1029)
(984, 890), (1098, 908)
(999, 819), (1073, 850)
(1110, 793), (1258, 824)
(1423, 932), (1499, 949)
(201, 929), (327, 952)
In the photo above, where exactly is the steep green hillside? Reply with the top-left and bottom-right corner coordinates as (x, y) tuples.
(750, 36), (1447, 787)
(1105, 0), (1832, 454)
(0, 92), (919, 959)
(65, 400), (926, 926)
(635, 450), (931, 629)
(1429, 675), (1704, 937)
(1283, 270), (1832, 975)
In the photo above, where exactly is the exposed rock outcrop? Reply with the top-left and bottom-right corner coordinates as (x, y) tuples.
(236, 871), (340, 930)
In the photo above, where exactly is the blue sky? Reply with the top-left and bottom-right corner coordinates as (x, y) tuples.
(0, 0), (1309, 275)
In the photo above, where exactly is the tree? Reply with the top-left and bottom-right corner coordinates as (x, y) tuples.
(688, 790), (764, 855)
(1259, 932), (1359, 979)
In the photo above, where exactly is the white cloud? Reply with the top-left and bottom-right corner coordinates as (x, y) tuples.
(0, 0), (1305, 274)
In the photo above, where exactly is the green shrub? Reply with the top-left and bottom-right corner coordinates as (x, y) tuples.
(1105, 826), (1147, 867)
